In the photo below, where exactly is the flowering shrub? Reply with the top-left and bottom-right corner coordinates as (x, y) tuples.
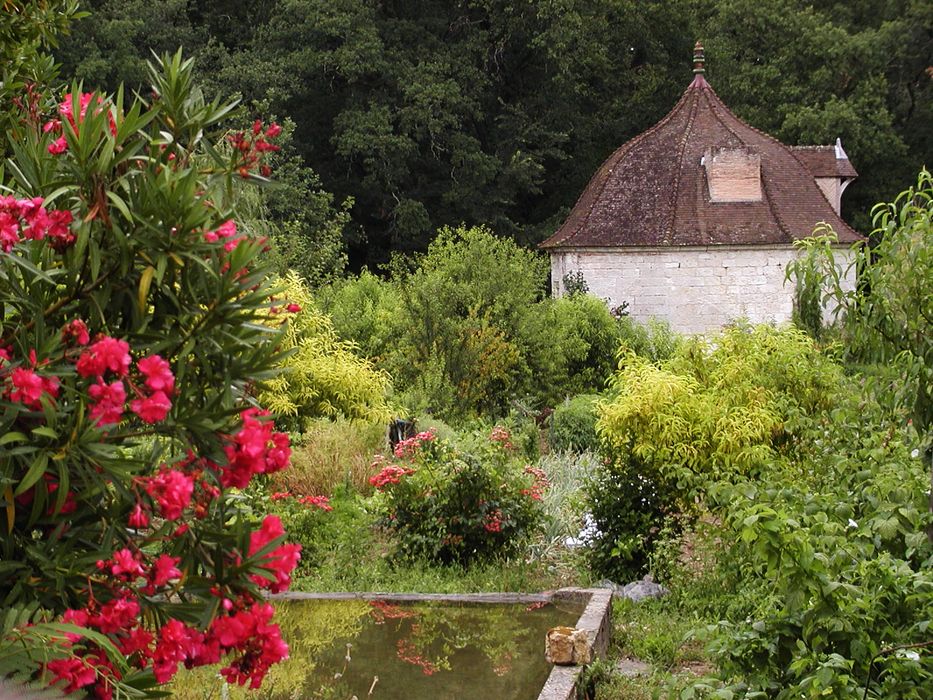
(369, 427), (544, 564)
(0, 52), (304, 697)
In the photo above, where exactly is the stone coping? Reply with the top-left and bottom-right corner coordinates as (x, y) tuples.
(538, 588), (614, 700)
(270, 587), (613, 699)
(272, 590), (553, 604)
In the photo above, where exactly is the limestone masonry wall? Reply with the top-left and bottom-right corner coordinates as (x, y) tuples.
(551, 245), (856, 335)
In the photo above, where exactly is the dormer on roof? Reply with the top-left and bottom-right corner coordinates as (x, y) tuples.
(704, 147), (762, 202)
(790, 138), (858, 214)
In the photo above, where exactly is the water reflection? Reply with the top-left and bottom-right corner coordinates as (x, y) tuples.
(172, 599), (583, 699)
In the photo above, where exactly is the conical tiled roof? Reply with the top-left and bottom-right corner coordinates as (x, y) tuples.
(541, 51), (862, 249)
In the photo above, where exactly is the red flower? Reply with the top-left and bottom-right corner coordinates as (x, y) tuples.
(62, 318), (90, 346)
(150, 554), (182, 588)
(248, 515), (301, 593)
(9, 367), (59, 408)
(137, 354), (175, 394)
(91, 596), (140, 634)
(47, 135), (67, 155)
(369, 464), (415, 490)
(220, 410), (290, 489)
(47, 209), (75, 251)
(144, 469), (194, 520)
(128, 503), (149, 528)
(109, 548), (145, 580)
(76, 336), (131, 378)
(46, 657), (97, 694)
(88, 379), (126, 426)
(297, 494), (332, 511)
(130, 390), (172, 423)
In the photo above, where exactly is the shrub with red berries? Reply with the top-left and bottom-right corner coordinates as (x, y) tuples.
(0, 52), (299, 697)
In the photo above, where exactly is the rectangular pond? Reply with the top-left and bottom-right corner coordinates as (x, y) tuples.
(171, 594), (590, 699)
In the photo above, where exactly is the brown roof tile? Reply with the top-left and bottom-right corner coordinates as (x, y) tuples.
(541, 73), (863, 249)
(791, 145), (859, 179)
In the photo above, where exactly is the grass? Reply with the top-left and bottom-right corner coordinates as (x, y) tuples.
(582, 598), (715, 700)
(271, 417), (386, 496)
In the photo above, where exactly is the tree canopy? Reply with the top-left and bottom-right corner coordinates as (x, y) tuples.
(54, 1), (932, 270)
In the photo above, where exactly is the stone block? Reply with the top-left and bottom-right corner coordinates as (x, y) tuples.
(545, 626), (592, 666)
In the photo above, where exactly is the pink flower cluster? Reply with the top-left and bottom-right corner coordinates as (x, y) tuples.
(228, 121), (281, 178)
(393, 429), (436, 459)
(43, 507), (300, 695)
(1, 347), (59, 410)
(248, 515), (302, 593)
(0, 195), (74, 252)
(220, 408), (291, 489)
(489, 425), (514, 450)
(134, 451), (221, 524)
(44, 92), (117, 155)
(369, 463), (415, 490)
(76, 334), (175, 426)
(203, 219), (244, 251)
(150, 602), (288, 689)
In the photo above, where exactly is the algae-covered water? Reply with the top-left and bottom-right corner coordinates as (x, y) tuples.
(171, 598), (583, 699)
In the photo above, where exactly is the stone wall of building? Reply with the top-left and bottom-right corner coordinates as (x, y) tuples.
(550, 245), (856, 335)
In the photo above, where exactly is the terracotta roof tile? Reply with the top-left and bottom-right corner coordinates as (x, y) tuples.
(791, 145), (859, 179)
(541, 73), (863, 249)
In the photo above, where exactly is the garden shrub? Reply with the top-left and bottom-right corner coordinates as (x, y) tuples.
(584, 457), (679, 581)
(0, 51), (305, 696)
(369, 426), (545, 564)
(549, 393), (602, 454)
(615, 315), (681, 363)
(522, 294), (619, 406)
(259, 271), (392, 431)
(588, 324), (845, 580)
(316, 268), (399, 363)
(686, 384), (933, 699)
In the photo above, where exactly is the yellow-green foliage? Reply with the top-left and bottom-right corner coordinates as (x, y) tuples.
(598, 325), (843, 496)
(260, 272), (392, 428)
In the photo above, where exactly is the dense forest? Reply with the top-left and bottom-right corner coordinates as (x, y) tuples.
(54, 0), (932, 273)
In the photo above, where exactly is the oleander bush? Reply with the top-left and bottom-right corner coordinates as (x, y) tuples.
(0, 48), (305, 697)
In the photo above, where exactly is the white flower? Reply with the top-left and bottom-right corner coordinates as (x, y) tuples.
(847, 519), (858, 529)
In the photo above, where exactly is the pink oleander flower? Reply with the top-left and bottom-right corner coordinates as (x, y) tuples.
(62, 318), (90, 345)
(150, 554), (183, 588)
(109, 548), (145, 580)
(88, 379), (126, 426)
(9, 366), (59, 408)
(248, 515), (301, 593)
(136, 354), (175, 394)
(128, 503), (149, 528)
(76, 336), (131, 378)
(130, 390), (172, 423)
(144, 469), (194, 520)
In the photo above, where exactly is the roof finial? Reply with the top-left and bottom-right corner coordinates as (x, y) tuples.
(693, 41), (705, 74)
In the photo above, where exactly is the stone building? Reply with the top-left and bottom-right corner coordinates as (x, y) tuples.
(540, 43), (862, 334)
